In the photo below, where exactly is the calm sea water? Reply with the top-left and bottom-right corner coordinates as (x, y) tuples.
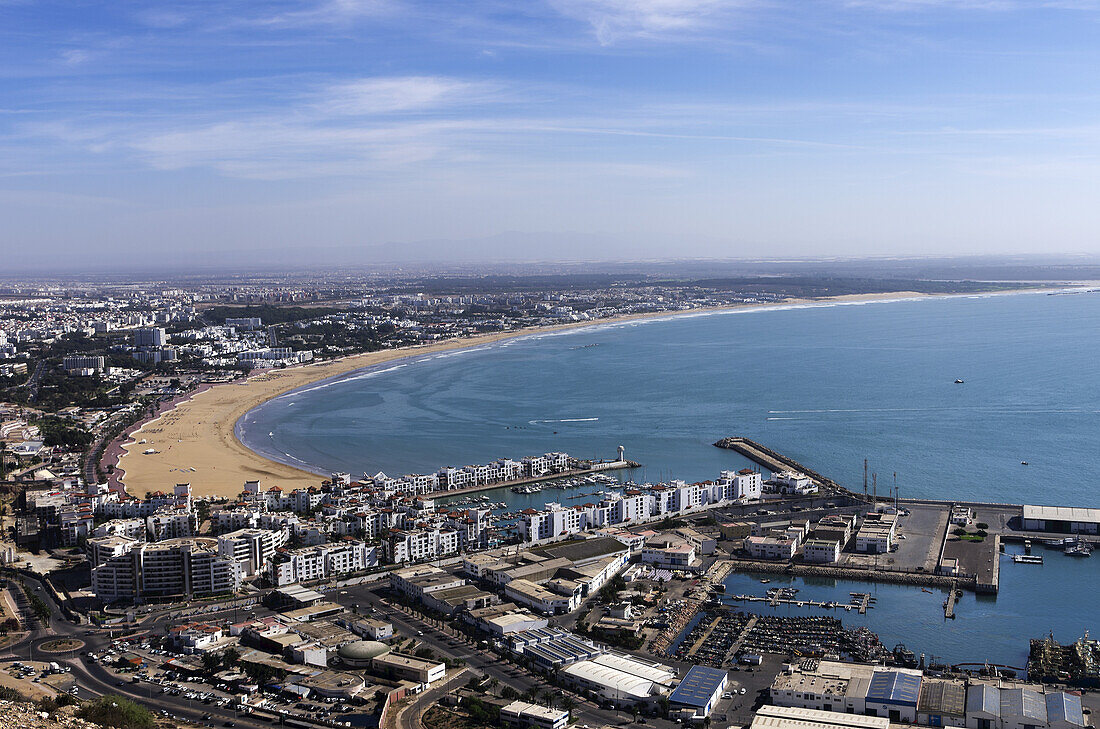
(238, 290), (1100, 665)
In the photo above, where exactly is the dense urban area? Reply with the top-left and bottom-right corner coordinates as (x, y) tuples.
(1, 270), (1098, 729)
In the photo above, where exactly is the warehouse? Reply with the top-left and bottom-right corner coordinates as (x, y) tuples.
(865, 669), (923, 722)
(668, 665), (729, 720)
(560, 652), (677, 708)
(750, 706), (889, 729)
(917, 678), (967, 727)
(1021, 505), (1100, 535)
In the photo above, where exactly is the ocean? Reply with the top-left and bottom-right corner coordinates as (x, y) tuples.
(238, 289), (1100, 666)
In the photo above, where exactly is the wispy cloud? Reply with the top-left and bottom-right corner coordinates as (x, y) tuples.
(546, 0), (753, 45)
(320, 76), (497, 115)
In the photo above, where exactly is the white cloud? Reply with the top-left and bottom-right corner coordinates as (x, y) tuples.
(321, 76), (493, 115)
(546, 0), (751, 44)
(60, 49), (91, 66)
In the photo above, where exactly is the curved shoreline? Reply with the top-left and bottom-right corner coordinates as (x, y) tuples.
(115, 287), (1066, 499)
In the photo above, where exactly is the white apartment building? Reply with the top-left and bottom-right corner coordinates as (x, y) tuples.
(383, 527), (459, 563)
(270, 540), (379, 586)
(217, 528), (290, 577)
(146, 510), (197, 541)
(93, 518), (147, 542)
(718, 469), (763, 500)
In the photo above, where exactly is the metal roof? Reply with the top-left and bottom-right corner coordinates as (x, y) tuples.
(1046, 692), (1086, 727)
(866, 670), (922, 707)
(669, 665), (729, 709)
(917, 679), (966, 717)
(560, 660), (656, 702)
(1023, 505), (1100, 524)
(1000, 688), (1047, 722)
(966, 685), (1000, 717)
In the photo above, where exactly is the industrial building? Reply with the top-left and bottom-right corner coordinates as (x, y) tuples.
(501, 701), (570, 729)
(750, 706), (889, 729)
(1021, 505), (1100, 535)
(772, 661), (1087, 729)
(668, 665), (730, 720)
(559, 652), (677, 708)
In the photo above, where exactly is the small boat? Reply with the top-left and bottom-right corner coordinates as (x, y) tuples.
(1013, 554), (1043, 564)
(1065, 539), (1092, 557)
(955, 379), (965, 384)
(1021, 461), (1029, 466)
(760, 579), (771, 584)
(921, 588), (934, 594)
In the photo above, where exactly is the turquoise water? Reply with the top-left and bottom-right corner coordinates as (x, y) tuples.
(238, 290), (1100, 665)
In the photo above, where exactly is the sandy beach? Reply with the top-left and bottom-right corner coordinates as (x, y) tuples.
(110, 290), (1001, 499)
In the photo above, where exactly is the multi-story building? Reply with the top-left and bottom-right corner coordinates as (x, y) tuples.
(383, 527), (459, 563)
(217, 528), (290, 577)
(91, 537), (242, 603)
(803, 538), (841, 564)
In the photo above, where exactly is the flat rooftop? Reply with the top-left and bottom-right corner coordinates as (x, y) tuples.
(1023, 505), (1100, 524)
(669, 665), (728, 708)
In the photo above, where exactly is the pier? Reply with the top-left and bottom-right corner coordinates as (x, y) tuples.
(943, 580), (960, 619)
(725, 593), (875, 613)
(713, 436), (851, 494)
(687, 615), (724, 657)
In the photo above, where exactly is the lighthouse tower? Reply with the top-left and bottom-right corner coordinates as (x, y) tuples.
(617, 445), (625, 462)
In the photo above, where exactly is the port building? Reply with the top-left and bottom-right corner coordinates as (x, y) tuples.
(1022, 505), (1100, 535)
(772, 661), (1086, 729)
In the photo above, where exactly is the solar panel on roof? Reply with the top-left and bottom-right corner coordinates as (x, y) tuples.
(669, 665), (728, 709)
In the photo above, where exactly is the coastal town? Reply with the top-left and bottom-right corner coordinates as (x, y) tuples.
(2, 272), (1099, 729)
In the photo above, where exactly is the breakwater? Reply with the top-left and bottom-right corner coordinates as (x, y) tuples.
(714, 436), (856, 496)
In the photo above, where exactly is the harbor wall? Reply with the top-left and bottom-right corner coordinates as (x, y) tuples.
(718, 558), (970, 590)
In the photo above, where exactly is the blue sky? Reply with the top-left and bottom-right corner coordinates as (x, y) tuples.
(4, 0), (1100, 267)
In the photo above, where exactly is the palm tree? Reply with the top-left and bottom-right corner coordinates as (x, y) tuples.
(561, 697), (576, 719)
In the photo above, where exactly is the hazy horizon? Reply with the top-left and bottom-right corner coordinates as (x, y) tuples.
(5, 1), (1100, 268)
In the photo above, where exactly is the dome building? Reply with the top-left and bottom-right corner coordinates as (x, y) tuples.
(337, 640), (391, 668)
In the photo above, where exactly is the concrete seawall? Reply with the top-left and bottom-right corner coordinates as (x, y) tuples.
(718, 558), (968, 590)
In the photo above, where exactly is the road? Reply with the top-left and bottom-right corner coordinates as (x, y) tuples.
(1, 571), (670, 729)
(1, 572), (270, 729)
(389, 669), (468, 729)
(341, 583), (648, 729)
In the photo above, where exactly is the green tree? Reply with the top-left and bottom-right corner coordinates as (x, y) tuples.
(76, 695), (154, 729)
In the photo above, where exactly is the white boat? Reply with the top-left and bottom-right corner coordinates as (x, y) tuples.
(1065, 539), (1092, 557)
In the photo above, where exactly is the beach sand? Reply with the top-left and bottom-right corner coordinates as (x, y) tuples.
(112, 290), (957, 499)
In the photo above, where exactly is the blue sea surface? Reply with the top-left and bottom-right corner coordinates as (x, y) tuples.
(238, 290), (1100, 665)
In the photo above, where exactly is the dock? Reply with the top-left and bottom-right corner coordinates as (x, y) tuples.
(725, 594), (874, 613)
(723, 615), (758, 661)
(944, 582), (958, 619)
(423, 460), (639, 499)
(687, 615), (723, 657)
